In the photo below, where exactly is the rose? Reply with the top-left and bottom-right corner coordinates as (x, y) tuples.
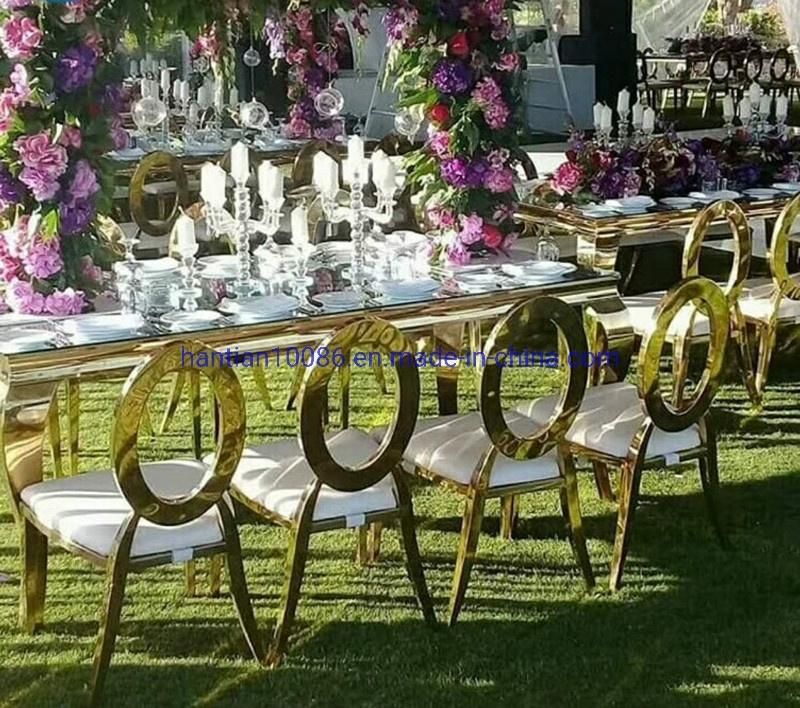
(552, 161), (585, 195)
(0, 15), (43, 61)
(448, 31), (471, 59)
(483, 224), (504, 249)
(429, 104), (450, 125)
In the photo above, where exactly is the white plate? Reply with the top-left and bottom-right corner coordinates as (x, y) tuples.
(502, 261), (576, 279)
(140, 257), (181, 275)
(0, 328), (56, 353)
(315, 291), (363, 312)
(162, 310), (224, 331)
(384, 231), (428, 252)
(660, 197), (697, 210)
(772, 182), (800, 193)
(198, 255), (239, 278)
(378, 278), (440, 299)
(605, 196), (656, 210)
(744, 188), (781, 200)
(62, 313), (144, 335)
(579, 205), (620, 219)
(219, 294), (298, 316)
(688, 190), (742, 202)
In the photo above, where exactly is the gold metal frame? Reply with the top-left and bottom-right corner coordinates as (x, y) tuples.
(743, 193), (800, 400)
(412, 295), (595, 626)
(129, 152), (190, 238)
(569, 277), (730, 590)
(10, 341), (264, 705)
(231, 317), (436, 667)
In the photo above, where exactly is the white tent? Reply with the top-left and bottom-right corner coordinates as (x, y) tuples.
(633, 0), (716, 50)
(776, 0), (799, 59)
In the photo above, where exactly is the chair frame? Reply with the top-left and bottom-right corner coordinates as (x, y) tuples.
(410, 296), (595, 626)
(742, 194), (800, 400)
(12, 341), (265, 705)
(570, 277), (731, 591)
(231, 317), (436, 667)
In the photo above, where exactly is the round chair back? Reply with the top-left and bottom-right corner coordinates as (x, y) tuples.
(683, 200), (752, 301)
(129, 152), (190, 237)
(771, 48), (791, 82)
(769, 192), (800, 301)
(638, 277), (729, 433)
(744, 49), (764, 81)
(479, 295), (588, 461)
(111, 341), (246, 526)
(708, 50), (733, 83)
(299, 318), (419, 492)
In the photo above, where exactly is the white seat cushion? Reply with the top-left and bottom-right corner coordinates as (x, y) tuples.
(740, 280), (800, 323)
(515, 382), (701, 460)
(624, 293), (710, 337)
(20, 460), (224, 559)
(230, 428), (398, 523)
(374, 412), (561, 488)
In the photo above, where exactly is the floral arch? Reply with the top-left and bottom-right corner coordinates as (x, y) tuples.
(0, 0), (523, 313)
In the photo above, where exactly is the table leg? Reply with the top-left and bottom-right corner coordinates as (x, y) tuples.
(576, 232), (621, 272)
(583, 295), (634, 385)
(432, 323), (465, 416)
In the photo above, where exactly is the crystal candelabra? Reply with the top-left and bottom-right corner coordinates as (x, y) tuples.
(206, 187), (284, 300)
(117, 229), (142, 314)
(616, 109), (630, 146)
(179, 250), (200, 312)
(320, 173), (398, 294)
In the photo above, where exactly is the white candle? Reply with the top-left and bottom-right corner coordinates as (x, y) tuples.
(776, 94), (789, 121)
(739, 97), (752, 122)
(140, 78), (151, 98)
(642, 107), (656, 132)
(175, 214), (197, 256)
(229, 86), (239, 108)
(230, 142), (250, 185)
(348, 135), (365, 164)
(616, 88), (630, 115)
(214, 82), (224, 113)
(160, 69), (171, 100)
(748, 82), (761, 105)
(129, 59), (139, 76)
(291, 205), (310, 246)
(172, 78), (181, 101)
(371, 151), (397, 194)
(258, 161), (284, 206)
(159, 58), (168, 70)
(759, 93), (772, 116)
(313, 152), (340, 197)
(593, 102), (603, 128)
(632, 102), (644, 128)
(180, 80), (191, 103)
(188, 102), (200, 123)
(200, 163), (227, 208)
(722, 94), (735, 120)
(600, 105), (613, 130)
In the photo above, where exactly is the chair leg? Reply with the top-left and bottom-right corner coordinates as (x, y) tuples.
(285, 365), (304, 411)
(448, 491), (486, 626)
(559, 456), (595, 591)
(209, 554), (224, 597)
(66, 378), (80, 476)
(394, 472), (436, 624)
(267, 486), (319, 668)
(369, 522), (383, 563)
(499, 495), (519, 540)
(592, 462), (616, 502)
(159, 371), (185, 434)
(339, 360), (351, 430)
(19, 518), (48, 633)
(731, 310), (760, 409)
(47, 394), (63, 479)
(754, 323), (777, 405)
(90, 516), (137, 708)
(356, 526), (370, 566)
(218, 502), (266, 663)
(251, 365), (273, 412)
(189, 369), (202, 460)
(609, 458), (644, 591)
(698, 422), (729, 549)
(185, 560), (197, 597)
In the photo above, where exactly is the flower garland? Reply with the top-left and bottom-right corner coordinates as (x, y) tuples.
(264, 0), (369, 140)
(384, 0), (524, 264)
(0, 0), (124, 315)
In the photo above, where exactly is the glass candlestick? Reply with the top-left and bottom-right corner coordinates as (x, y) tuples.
(179, 252), (201, 312)
(232, 184), (260, 299)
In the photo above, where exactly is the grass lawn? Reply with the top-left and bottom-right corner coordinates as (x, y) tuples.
(1, 346), (799, 707)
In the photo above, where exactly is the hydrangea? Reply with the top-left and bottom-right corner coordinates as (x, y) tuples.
(55, 44), (97, 94)
(4, 278), (45, 314)
(23, 237), (63, 279)
(0, 164), (23, 212)
(44, 287), (85, 316)
(431, 59), (474, 96)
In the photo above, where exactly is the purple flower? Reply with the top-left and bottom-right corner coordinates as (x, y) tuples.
(4, 278), (45, 315)
(55, 45), (98, 94)
(428, 130), (452, 159)
(437, 0), (464, 23)
(23, 237), (62, 279)
(0, 165), (24, 212)
(384, 3), (420, 45)
(16, 132), (68, 180)
(67, 160), (99, 203)
(0, 0), (34, 8)
(441, 156), (472, 189)
(59, 198), (95, 235)
(432, 59), (474, 96)
(458, 214), (484, 245)
(447, 242), (472, 265)
(485, 166), (515, 193)
(45, 288), (85, 316)
(592, 169), (626, 200)
(19, 167), (60, 201)
(0, 234), (21, 281)
(9, 63), (31, 103)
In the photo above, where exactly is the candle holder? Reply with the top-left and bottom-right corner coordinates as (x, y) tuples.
(616, 109), (630, 146)
(179, 251), (201, 312)
(117, 228), (142, 314)
(723, 115), (735, 138)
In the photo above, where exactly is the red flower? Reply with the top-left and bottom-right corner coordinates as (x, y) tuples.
(429, 104), (451, 125)
(483, 224), (504, 249)
(448, 32), (471, 59)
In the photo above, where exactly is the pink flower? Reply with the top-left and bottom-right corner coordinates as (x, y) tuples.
(458, 214), (484, 245)
(485, 166), (515, 193)
(0, 15), (43, 61)
(0, 0), (34, 9)
(80, 255), (102, 284)
(551, 161), (584, 195)
(0, 90), (17, 133)
(68, 159), (99, 203)
(447, 243), (472, 266)
(483, 224), (505, 249)
(428, 130), (452, 160)
(110, 118), (129, 150)
(84, 30), (104, 56)
(60, 0), (96, 24)
(16, 132), (68, 180)
(22, 237), (62, 279)
(5, 278), (45, 315)
(429, 206), (456, 230)
(9, 63), (31, 103)
(0, 234), (22, 281)
(495, 53), (519, 72)
(472, 77), (510, 129)
(45, 287), (85, 315)
(59, 125), (83, 150)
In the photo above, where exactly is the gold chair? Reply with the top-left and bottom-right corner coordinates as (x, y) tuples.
(227, 317), (436, 666)
(381, 295), (595, 626)
(12, 342), (264, 704)
(623, 200), (756, 407)
(516, 277), (731, 590)
(740, 193), (800, 400)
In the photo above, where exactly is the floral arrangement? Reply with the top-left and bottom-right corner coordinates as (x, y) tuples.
(384, 0), (524, 264)
(264, 1), (369, 140)
(547, 129), (800, 205)
(666, 34), (762, 56)
(0, 0), (124, 315)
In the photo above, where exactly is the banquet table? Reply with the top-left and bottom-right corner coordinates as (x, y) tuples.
(0, 268), (629, 527)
